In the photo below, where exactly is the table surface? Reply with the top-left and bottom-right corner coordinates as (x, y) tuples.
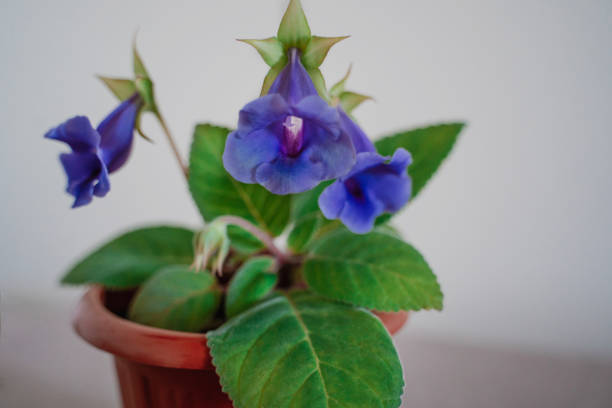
(2, 294), (611, 408)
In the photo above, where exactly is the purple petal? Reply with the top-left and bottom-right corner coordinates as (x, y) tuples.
(318, 181), (348, 219)
(300, 117), (355, 181)
(59, 152), (109, 208)
(254, 153), (325, 195)
(93, 166), (111, 198)
(338, 189), (384, 234)
(386, 148), (412, 173)
(268, 48), (317, 105)
(344, 152), (387, 179)
(223, 127), (281, 184)
(237, 94), (291, 136)
(44, 116), (100, 153)
(97, 94), (142, 173)
(356, 171), (410, 213)
(338, 108), (376, 154)
(293, 96), (341, 139)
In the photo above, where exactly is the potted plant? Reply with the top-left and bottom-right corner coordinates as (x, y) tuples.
(45, 1), (464, 407)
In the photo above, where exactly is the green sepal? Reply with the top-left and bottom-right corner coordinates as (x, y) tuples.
(134, 112), (154, 142)
(329, 65), (352, 97)
(128, 265), (222, 332)
(338, 91), (373, 114)
(277, 0), (311, 50)
(193, 220), (232, 275)
(133, 40), (150, 79)
(301, 35), (349, 69)
(225, 256), (277, 318)
(238, 37), (284, 67)
(260, 56), (288, 96)
(306, 68), (330, 101)
(135, 77), (157, 113)
(329, 66), (372, 113)
(97, 76), (137, 101)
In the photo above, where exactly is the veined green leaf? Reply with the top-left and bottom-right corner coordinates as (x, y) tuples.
(287, 213), (321, 253)
(208, 291), (404, 408)
(61, 226), (194, 288)
(225, 257), (277, 318)
(128, 265), (221, 332)
(303, 230), (443, 311)
(188, 124), (291, 236)
(375, 123), (464, 199)
(227, 225), (264, 254)
(288, 182), (330, 252)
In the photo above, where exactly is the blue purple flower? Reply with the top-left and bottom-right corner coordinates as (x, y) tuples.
(223, 48), (355, 195)
(45, 93), (142, 207)
(318, 109), (412, 233)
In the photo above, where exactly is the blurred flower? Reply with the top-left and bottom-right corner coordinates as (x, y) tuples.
(223, 48), (355, 194)
(318, 109), (412, 233)
(45, 93), (142, 207)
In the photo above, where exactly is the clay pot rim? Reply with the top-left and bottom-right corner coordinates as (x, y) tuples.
(73, 285), (409, 371)
(73, 285), (212, 370)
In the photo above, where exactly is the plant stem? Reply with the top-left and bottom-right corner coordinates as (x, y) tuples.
(215, 215), (289, 263)
(155, 110), (189, 179)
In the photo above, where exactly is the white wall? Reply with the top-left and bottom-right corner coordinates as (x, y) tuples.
(1, 0), (611, 359)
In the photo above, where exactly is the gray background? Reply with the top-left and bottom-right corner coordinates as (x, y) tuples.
(1, 1), (611, 403)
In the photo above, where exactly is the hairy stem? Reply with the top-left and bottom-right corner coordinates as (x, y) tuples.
(215, 215), (288, 263)
(155, 110), (189, 179)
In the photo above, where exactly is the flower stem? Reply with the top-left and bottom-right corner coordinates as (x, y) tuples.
(215, 215), (288, 263)
(155, 110), (189, 179)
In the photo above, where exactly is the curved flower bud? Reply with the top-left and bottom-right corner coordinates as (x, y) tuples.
(45, 93), (143, 207)
(223, 49), (355, 195)
(318, 111), (412, 233)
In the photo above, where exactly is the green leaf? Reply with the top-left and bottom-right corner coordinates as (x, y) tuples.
(225, 257), (277, 318)
(339, 91), (372, 114)
(375, 123), (464, 199)
(375, 223), (403, 239)
(301, 36), (349, 69)
(61, 226), (194, 288)
(227, 225), (264, 254)
(277, 0), (311, 49)
(128, 265), (221, 332)
(303, 230), (443, 311)
(287, 182), (329, 252)
(288, 214), (321, 253)
(208, 291), (403, 408)
(188, 124), (291, 236)
(97, 76), (136, 101)
(238, 37), (284, 67)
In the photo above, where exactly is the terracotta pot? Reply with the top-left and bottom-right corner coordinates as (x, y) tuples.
(73, 286), (409, 408)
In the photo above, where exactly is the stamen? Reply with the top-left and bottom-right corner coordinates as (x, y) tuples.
(282, 115), (304, 156)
